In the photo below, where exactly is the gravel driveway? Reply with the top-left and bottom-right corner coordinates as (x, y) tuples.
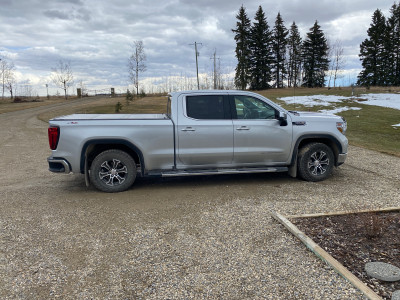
(1, 99), (399, 299)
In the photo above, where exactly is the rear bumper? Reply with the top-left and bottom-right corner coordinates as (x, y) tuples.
(337, 153), (347, 166)
(48, 157), (71, 173)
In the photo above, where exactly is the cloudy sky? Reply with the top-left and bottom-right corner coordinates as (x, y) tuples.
(0, 0), (397, 96)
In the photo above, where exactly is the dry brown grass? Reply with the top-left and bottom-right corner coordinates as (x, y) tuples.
(36, 95), (169, 122)
(0, 96), (73, 114)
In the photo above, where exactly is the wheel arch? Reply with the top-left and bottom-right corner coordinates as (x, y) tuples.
(80, 139), (145, 175)
(291, 134), (342, 167)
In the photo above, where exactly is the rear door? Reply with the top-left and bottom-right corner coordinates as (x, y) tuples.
(177, 94), (233, 166)
(231, 94), (292, 164)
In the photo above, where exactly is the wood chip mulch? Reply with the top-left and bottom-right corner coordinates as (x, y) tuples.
(291, 211), (400, 299)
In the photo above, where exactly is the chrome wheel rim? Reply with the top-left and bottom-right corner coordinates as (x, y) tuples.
(99, 159), (128, 186)
(308, 151), (329, 176)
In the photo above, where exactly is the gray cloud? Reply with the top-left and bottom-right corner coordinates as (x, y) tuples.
(43, 9), (71, 20)
(0, 0), (397, 94)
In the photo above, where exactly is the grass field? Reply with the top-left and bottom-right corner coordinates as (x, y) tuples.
(2, 87), (399, 157)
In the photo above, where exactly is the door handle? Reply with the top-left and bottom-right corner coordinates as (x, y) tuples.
(236, 126), (250, 130)
(181, 127), (196, 132)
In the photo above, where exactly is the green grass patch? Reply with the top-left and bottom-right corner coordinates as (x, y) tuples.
(340, 105), (399, 156)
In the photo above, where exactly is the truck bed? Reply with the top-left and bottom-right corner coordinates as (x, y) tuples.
(51, 114), (170, 121)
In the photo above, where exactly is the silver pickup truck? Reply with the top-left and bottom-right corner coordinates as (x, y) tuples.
(48, 90), (348, 192)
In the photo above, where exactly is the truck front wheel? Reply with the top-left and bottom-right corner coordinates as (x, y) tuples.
(89, 149), (137, 192)
(297, 143), (334, 182)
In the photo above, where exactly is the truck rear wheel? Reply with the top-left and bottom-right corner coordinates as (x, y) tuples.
(89, 149), (136, 192)
(297, 143), (334, 182)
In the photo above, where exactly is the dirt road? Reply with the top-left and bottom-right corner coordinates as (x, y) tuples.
(1, 100), (399, 299)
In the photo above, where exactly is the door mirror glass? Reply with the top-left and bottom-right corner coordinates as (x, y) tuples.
(278, 112), (288, 126)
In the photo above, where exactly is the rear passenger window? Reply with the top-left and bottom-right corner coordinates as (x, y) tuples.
(186, 95), (225, 119)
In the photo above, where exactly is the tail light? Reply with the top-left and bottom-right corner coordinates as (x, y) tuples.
(48, 127), (60, 150)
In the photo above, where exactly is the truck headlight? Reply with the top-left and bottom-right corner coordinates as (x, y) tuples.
(336, 118), (347, 135)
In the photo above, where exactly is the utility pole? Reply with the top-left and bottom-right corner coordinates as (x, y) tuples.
(189, 42), (202, 89)
(212, 50), (217, 89)
(210, 49), (220, 89)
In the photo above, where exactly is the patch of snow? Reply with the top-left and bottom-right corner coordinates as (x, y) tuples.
(319, 107), (362, 114)
(278, 95), (346, 107)
(358, 93), (400, 110)
(278, 93), (400, 110)
(278, 93), (400, 126)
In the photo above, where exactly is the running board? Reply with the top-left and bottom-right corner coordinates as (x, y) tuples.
(160, 167), (288, 177)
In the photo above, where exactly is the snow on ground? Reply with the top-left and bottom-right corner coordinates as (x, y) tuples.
(278, 93), (400, 127)
(278, 94), (348, 107)
(278, 93), (400, 110)
(359, 93), (400, 110)
(319, 107), (362, 114)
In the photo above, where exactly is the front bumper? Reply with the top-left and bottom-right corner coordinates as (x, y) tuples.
(337, 153), (347, 166)
(48, 157), (71, 173)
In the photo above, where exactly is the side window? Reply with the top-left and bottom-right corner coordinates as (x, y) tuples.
(186, 95), (225, 119)
(234, 96), (277, 120)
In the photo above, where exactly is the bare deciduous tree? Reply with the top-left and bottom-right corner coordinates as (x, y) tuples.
(5, 67), (16, 99)
(18, 79), (37, 98)
(1, 58), (16, 99)
(128, 40), (146, 96)
(328, 39), (346, 88)
(51, 60), (74, 99)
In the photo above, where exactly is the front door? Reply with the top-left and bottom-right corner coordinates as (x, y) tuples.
(231, 95), (292, 164)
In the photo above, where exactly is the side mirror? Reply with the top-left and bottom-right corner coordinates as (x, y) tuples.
(278, 111), (288, 126)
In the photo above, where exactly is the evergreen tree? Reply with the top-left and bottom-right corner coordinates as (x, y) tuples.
(272, 13), (288, 88)
(249, 6), (273, 90)
(302, 21), (329, 88)
(232, 5), (252, 89)
(287, 22), (302, 87)
(357, 9), (388, 86)
(387, 3), (400, 86)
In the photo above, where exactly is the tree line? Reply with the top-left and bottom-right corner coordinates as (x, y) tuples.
(232, 5), (331, 90)
(358, 3), (400, 86)
(233, 3), (400, 90)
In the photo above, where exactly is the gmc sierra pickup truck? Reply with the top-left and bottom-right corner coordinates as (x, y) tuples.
(48, 90), (348, 192)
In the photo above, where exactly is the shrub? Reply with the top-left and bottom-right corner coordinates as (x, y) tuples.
(126, 89), (134, 103)
(115, 102), (123, 113)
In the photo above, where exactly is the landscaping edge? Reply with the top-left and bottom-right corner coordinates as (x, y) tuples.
(270, 210), (390, 300)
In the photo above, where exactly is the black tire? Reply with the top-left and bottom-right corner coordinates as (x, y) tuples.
(89, 149), (137, 192)
(297, 143), (334, 182)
